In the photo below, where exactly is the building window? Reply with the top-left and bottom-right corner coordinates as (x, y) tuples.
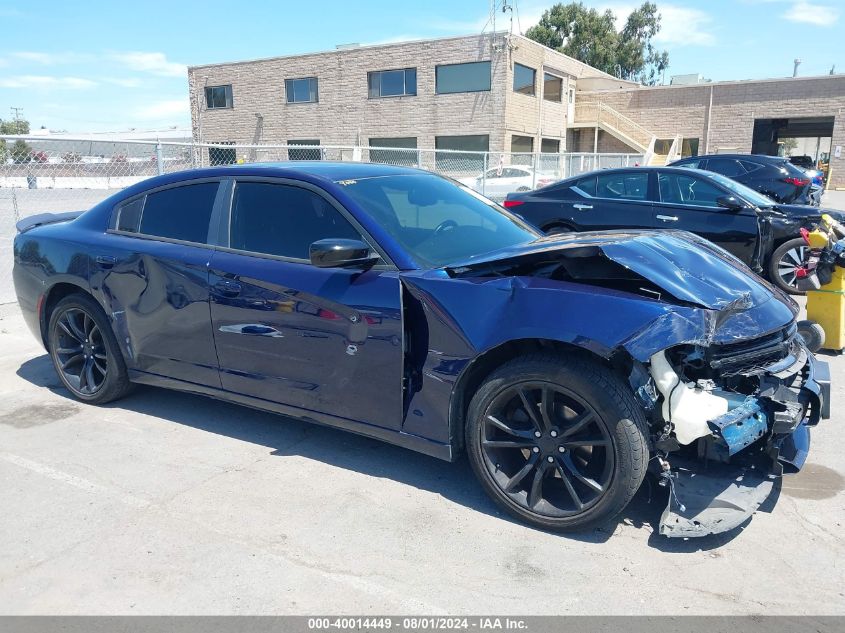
(208, 141), (236, 166)
(285, 77), (318, 103)
(205, 85), (233, 109)
(369, 137), (418, 166)
(287, 139), (321, 161)
(368, 68), (416, 98)
(435, 134), (489, 171)
(543, 73), (562, 102)
(541, 138), (560, 153)
(682, 138), (700, 157)
(435, 61), (491, 94)
(513, 63), (536, 96)
(511, 135), (534, 154)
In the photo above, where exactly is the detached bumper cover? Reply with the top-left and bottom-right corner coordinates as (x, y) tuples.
(660, 355), (830, 538)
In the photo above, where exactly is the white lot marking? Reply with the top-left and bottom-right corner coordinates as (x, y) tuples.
(1, 452), (150, 509)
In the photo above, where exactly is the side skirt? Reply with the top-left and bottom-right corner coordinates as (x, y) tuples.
(128, 370), (454, 462)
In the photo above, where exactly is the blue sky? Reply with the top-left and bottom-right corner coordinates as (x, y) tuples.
(0, 0), (841, 133)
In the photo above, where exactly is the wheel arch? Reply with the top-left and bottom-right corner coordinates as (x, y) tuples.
(447, 338), (636, 455)
(40, 282), (95, 348)
(541, 220), (575, 234)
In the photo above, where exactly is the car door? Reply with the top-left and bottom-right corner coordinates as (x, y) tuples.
(564, 170), (655, 231)
(97, 179), (223, 387)
(654, 171), (760, 264)
(207, 177), (404, 430)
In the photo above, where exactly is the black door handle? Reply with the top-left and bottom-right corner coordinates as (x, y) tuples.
(95, 255), (117, 269)
(214, 280), (242, 297)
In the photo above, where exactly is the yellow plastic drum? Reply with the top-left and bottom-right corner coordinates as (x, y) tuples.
(807, 267), (845, 352)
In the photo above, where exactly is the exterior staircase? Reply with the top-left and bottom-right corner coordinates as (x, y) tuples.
(571, 101), (683, 166)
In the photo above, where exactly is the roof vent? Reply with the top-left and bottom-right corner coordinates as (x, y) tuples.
(335, 43), (361, 50)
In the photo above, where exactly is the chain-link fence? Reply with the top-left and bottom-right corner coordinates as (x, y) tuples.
(0, 135), (642, 303)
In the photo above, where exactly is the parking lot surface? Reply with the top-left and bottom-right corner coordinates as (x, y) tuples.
(0, 298), (844, 615)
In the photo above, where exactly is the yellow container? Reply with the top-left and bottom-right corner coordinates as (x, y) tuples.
(807, 267), (845, 351)
(807, 229), (830, 249)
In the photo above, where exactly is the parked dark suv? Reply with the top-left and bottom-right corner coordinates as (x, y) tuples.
(669, 154), (815, 205)
(503, 166), (845, 294)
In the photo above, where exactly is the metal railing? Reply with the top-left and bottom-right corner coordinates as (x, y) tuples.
(573, 102), (655, 152)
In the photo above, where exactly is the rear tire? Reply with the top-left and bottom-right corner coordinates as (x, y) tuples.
(47, 293), (132, 404)
(770, 238), (808, 295)
(465, 353), (648, 532)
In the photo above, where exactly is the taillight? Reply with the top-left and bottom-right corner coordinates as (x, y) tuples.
(783, 177), (810, 186)
(503, 200), (524, 208)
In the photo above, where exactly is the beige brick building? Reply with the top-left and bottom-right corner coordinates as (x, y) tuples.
(189, 32), (845, 188)
(188, 33), (614, 161)
(569, 75), (845, 188)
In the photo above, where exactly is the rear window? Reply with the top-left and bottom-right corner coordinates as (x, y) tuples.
(574, 176), (597, 196)
(706, 159), (746, 177)
(138, 182), (219, 243)
(115, 198), (144, 233)
(595, 172), (648, 200)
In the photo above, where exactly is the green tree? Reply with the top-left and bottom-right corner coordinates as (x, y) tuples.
(0, 117), (32, 162)
(10, 139), (33, 163)
(526, 1), (669, 85)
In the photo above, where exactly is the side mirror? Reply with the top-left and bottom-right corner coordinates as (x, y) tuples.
(309, 238), (379, 269)
(716, 195), (745, 212)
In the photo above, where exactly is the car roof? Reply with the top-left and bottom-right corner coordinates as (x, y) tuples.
(557, 165), (717, 183)
(676, 153), (787, 163)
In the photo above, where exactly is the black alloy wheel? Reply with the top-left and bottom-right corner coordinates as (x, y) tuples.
(466, 354), (648, 532)
(481, 381), (614, 516)
(53, 307), (108, 396)
(48, 294), (133, 404)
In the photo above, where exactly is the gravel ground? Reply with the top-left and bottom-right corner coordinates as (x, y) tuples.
(0, 296), (843, 615)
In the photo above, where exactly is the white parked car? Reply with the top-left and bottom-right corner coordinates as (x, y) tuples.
(460, 166), (557, 200)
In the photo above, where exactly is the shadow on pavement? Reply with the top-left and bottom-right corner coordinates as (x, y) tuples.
(18, 353), (750, 550)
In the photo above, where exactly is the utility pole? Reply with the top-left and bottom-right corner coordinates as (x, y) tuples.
(10, 107), (25, 133)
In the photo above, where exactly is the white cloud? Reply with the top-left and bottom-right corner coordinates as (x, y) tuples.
(11, 51), (94, 65)
(111, 52), (186, 77)
(103, 77), (143, 88)
(134, 99), (189, 121)
(653, 5), (716, 46)
(782, 1), (840, 25)
(0, 75), (97, 89)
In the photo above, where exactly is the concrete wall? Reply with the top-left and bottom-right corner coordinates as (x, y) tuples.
(579, 75), (845, 187)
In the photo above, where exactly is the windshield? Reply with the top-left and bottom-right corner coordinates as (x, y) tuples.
(338, 173), (540, 267)
(701, 170), (776, 208)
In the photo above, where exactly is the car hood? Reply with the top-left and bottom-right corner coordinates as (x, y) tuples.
(446, 230), (789, 312)
(770, 204), (845, 223)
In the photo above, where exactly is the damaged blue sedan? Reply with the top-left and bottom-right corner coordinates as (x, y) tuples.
(13, 163), (831, 537)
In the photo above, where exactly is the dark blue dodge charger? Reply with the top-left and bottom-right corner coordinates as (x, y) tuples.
(13, 162), (830, 537)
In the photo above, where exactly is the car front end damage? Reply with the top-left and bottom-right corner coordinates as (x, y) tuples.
(424, 229), (831, 536)
(632, 315), (830, 537)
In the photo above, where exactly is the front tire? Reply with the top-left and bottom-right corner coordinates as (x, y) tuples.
(465, 354), (648, 532)
(48, 293), (132, 404)
(770, 238), (808, 295)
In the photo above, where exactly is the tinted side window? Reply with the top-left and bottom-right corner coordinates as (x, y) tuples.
(574, 176), (597, 197)
(658, 173), (724, 207)
(115, 197), (144, 232)
(739, 160), (762, 173)
(230, 182), (362, 260)
(595, 172), (648, 200)
(707, 159), (746, 177)
(676, 159), (705, 169)
(138, 182), (218, 243)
